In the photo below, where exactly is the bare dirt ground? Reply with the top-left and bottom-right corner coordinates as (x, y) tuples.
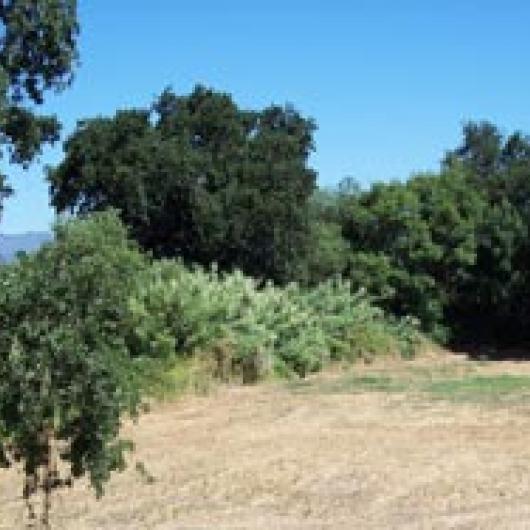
(4, 352), (530, 529)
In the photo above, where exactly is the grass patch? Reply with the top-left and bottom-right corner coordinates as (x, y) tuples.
(287, 372), (409, 394)
(425, 375), (530, 403)
(286, 361), (530, 405)
(140, 357), (207, 400)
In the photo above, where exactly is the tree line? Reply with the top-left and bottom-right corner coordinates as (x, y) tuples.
(0, 2), (527, 349)
(46, 95), (530, 346)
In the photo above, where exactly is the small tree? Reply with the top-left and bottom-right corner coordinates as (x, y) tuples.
(0, 210), (147, 527)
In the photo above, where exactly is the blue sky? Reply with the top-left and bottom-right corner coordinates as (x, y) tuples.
(2, 0), (530, 233)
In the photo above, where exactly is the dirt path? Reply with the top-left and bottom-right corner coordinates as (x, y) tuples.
(3, 355), (530, 528)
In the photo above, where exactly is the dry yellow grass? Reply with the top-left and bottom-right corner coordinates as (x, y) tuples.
(3, 353), (530, 529)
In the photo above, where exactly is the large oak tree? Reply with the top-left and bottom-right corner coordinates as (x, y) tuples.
(49, 86), (317, 284)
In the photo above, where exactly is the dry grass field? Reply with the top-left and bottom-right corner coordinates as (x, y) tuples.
(4, 351), (530, 529)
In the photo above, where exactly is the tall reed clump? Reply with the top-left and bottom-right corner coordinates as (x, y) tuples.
(127, 260), (421, 383)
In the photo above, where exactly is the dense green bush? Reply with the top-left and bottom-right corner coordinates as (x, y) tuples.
(0, 211), (148, 523)
(127, 260), (421, 381)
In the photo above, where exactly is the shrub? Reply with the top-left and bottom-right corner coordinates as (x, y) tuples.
(0, 211), (148, 525)
(127, 260), (421, 381)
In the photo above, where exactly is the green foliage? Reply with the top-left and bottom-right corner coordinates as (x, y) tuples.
(305, 220), (349, 284)
(443, 121), (503, 179)
(340, 168), (485, 341)
(128, 260), (421, 382)
(336, 121), (530, 345)
(48, 85), (316, 284)
(0, 211), (147, 524)
(0, 0), (79, 213)
(454, 199), (528, 340)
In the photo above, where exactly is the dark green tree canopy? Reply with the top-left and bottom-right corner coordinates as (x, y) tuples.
(49, 85), (317, 283)
(443, 121), (503, 179)
(338, 168), (488, 340)
(444, 121), (530, 180)
(0, 0), (78, 218)
(332, 121), (530, 345)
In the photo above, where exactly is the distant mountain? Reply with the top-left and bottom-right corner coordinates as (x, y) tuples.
(0, 232), (52, 263)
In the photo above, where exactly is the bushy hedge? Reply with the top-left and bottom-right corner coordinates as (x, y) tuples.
(127, 260), (420, 381)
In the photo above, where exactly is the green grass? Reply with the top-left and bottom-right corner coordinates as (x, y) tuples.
(139, 357), (201, 400)
(155, 355), (530, 407)
(425, 375), (530, 403)
(286, 362), (530, 405)
(288, 373), (408, 394)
